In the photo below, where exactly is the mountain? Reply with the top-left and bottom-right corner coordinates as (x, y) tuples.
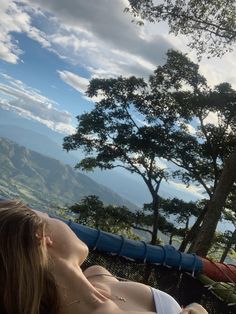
(0, 124), (80, 165)
(0, 120), (151, 206)
(0, 109), (197, 206)
(0, 137), (139, 211)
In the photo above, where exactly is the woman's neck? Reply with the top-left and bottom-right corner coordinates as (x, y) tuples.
(51, 257), (108, 314)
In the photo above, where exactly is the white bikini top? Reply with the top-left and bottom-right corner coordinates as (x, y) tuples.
(151, 288), (182, 314)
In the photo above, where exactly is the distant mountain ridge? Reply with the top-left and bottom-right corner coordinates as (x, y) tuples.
(0, 123), (151, 205)
(0, 124), (80, 165)
(0, 137), (139, 211)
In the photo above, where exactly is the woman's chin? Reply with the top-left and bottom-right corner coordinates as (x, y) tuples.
(80, 244), (89, 264)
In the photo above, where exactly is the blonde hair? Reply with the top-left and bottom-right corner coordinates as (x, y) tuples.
(0, 199), (60, 314)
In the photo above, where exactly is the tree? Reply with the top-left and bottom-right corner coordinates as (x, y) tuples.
(135, 202), (179, 244)
(69, 195), (177, 242)
(160, 198), (202, 250)
(64, 50), (236, 253)
(126, 0), (236, 57)
(189, 144), (236, 256)
(126, 2), (236, 255)
(63, 74), (173, 245)
(69, 195), (140, 238)
(219, 189), (236, 262)
(220, 229), (236, 263)
(150, 53), (236, 255)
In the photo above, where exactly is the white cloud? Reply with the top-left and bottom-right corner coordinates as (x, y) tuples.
(203, 112), (219, 126)
(50, 33), (97, 54)
(57, 70), (104, 102)
(0, 74), (74, 134)
(1, 0), (235, 91)
(193, 50), (236, 90)
(155, 158), (168, 169)
(185, 123), (197, 135)
(0, 40), (21, 64)
(0, 1), (51, 63)
(1, 0), (235, 139)
(58, 70), (89, 94)
(169, 181), (204, 199)
(2, 0), (173, 78)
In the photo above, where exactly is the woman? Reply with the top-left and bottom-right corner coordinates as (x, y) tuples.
(0, 199), (208, 314)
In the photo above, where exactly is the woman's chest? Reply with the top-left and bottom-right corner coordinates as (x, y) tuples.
(92, 280), (156, 312)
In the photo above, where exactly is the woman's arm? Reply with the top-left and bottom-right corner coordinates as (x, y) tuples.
(181, 303), (208, 314)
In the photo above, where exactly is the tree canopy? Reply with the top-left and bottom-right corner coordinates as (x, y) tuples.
(64, 50), (236, 254)
(69, 195), (175, 242)
(126, 0), (236, 57)
(64, 69), (173, 245)
(69, 195), (139, 238)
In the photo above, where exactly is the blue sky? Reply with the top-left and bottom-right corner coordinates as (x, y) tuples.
(0, 0), (236, 206)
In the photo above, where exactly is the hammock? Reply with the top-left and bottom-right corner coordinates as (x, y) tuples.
(57, 216), (236, 314)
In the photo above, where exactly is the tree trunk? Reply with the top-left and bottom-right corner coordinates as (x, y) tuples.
(151, 195), (160, 245)
(189, 151), (236, 257)
(220, 228), (236, 263)
(169, 232), (174, 245)
(178, 208), (206, 252)
(185, 218), (189, 233)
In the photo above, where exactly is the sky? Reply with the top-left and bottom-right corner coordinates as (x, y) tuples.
(0, 0), (235, 208)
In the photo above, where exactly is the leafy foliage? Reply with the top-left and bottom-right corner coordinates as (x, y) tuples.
(161, 198), (201, 226)
(126, 0), (236, 57)
(69, 195), (181, 243)
(150, 52), (236, 197)
(64, 50), (236, 252)
(69, 195), (140, 239)
(64, 72), (173, 244)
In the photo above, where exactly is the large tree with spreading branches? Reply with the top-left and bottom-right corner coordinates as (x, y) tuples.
(148, 52), (236, 256)
(63, 75), (172, 245)
(126, 0), (236, 58)
(64, 50), (236, 255)
(126, 1), (236, 257)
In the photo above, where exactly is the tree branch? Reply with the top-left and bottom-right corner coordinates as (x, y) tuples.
(170, 158), (212, 197)
(129, 224), (153, 235)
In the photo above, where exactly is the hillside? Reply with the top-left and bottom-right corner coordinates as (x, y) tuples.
(0, 121), (151, 206)
(0, 137), (139, 211)
(0, 124), (79, 165)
